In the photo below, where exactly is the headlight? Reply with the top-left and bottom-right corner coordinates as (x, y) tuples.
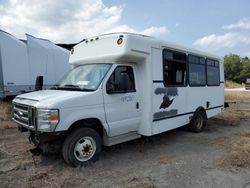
(37, 109), (59, 132)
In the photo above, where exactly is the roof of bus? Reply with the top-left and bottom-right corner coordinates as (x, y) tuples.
(81, 32), (222, 61)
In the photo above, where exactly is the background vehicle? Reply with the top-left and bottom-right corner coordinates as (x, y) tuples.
(0, 30), (70, 98)
(245, 78), (250, 90)
(12, 33), (224, 167)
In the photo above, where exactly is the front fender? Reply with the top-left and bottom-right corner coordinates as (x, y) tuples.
(55, 104), (108, 134)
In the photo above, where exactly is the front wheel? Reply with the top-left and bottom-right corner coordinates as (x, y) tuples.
(189, 111), (206, 133)
(62, 127), (102, 167)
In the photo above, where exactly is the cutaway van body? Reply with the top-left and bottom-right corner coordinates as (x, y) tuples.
(13, 33), (224, 166)
(0, 30), (70, 98)
(0, 30), (29, 97)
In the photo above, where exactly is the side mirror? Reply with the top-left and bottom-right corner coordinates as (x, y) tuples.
(35, 76), (43, 91)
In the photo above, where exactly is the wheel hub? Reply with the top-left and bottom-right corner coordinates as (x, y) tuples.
(196, 114), (203, 129)
(74, 136), (96, 162)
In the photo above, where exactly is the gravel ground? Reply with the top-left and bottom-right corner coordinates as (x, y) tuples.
(0, 118), (250, 188)
(0, 92), (250, 188)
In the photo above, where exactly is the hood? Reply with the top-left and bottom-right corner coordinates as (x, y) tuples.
(14, 89), (103, 109)
(17, 90), (81, 101)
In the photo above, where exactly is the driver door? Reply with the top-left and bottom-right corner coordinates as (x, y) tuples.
(103, 65), (141, 137)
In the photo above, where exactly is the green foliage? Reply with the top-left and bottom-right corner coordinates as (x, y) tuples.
(224, 54), (250, 83)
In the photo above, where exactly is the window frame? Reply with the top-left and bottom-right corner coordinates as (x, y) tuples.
(188, 54), (206, 87)
(162, 49), (188, 87)
(106, 65), (136, 94)
(206, 58), (220, 86)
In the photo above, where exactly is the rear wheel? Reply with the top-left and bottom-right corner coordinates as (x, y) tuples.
(62, 127), (102, 167)
(189, 111), (206, 133)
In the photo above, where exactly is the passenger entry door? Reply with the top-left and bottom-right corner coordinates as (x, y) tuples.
(153, 49), (188, 123)
(103, 65), (141, 137)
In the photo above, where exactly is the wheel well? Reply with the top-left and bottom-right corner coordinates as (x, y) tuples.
(67, 118), (104, 137)
(195, 106), (207, 119)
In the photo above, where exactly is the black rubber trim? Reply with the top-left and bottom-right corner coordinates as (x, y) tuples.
(153, 105), (223, 122)
(153, 111), (194, 122)
(153, 80), (164, 83)
(206, 105), (224, 110)
(153, 80), (224, 85)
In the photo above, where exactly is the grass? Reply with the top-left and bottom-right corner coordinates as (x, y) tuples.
(216, 91), (250, 126)
(222, 133), (250, 168)
(216, 111), (249, 126)
(0, 99), (12, 121)
(224, 90), (250, 101)
(224, 80), (244, 89)
(217, 90), (250, 168)
(0, 99), (14, 129)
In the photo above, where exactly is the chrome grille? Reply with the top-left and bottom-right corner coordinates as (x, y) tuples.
(13, 103), (35, 130)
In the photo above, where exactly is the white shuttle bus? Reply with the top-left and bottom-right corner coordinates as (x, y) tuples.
(12, 33), (224, 167)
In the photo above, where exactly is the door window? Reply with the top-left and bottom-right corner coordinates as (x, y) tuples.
(163, 49), (187, 86)
(188, 55), (206, 86)
(206, 59), (220, 86)
(107, 66), (136, 93)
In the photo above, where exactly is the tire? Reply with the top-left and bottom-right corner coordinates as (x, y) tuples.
(62, 127), (102, 167)
(189, 111), (206, 133)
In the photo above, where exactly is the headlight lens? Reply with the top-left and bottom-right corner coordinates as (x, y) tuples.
(37, 109), (59, 132)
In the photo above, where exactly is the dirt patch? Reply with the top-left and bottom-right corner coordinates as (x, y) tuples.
(214, 91), (250, 168)
(0, 120), (16, 129)
(0, 99), (12, 121)
(222, 132), (250, 168)
(211, 137), (232, 149)
(225, 81), (244, 89)
(158, 154), (175, 165)
(0, 99), (14, 131)
(126, 177), (155, 188)
(225, 91), (250, 101)
(216, 91), (250, 126)
(216, 111), (250, 126)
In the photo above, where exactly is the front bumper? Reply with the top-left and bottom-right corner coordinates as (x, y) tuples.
(29, 131), (64, 146)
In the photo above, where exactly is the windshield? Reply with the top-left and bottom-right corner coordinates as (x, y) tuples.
(54, 64), (111, 91)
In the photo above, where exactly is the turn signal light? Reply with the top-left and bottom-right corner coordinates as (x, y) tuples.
(48, 115), (59, 121)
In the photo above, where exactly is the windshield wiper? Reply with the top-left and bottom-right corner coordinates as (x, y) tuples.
(63, 85), (95, 91)
(63, 84), (79, 88)
(80, 88), (95, 91)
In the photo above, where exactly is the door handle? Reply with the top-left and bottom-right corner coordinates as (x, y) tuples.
(136, 102), (139, 109)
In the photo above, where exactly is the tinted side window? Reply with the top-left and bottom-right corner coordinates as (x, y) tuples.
(107, 66), (135, 92)
(163, 49), (187, 86)
(188, 55), (206, 86)
(206, 59), (220, 86)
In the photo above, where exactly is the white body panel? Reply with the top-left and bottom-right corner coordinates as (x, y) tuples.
(26, 34), (71, 89)
(13, 89), (109, 133)
(69, 34), (150, 65)
(0, 30), (70, 98)
(102, 64), (141, 137)
(13, 33), (224, 146)
(0, 30), (30, 97)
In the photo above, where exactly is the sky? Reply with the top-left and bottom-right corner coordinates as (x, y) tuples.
(0, 0), (250, 57)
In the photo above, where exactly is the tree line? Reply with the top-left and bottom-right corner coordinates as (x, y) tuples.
(224, 54), (250, 83)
